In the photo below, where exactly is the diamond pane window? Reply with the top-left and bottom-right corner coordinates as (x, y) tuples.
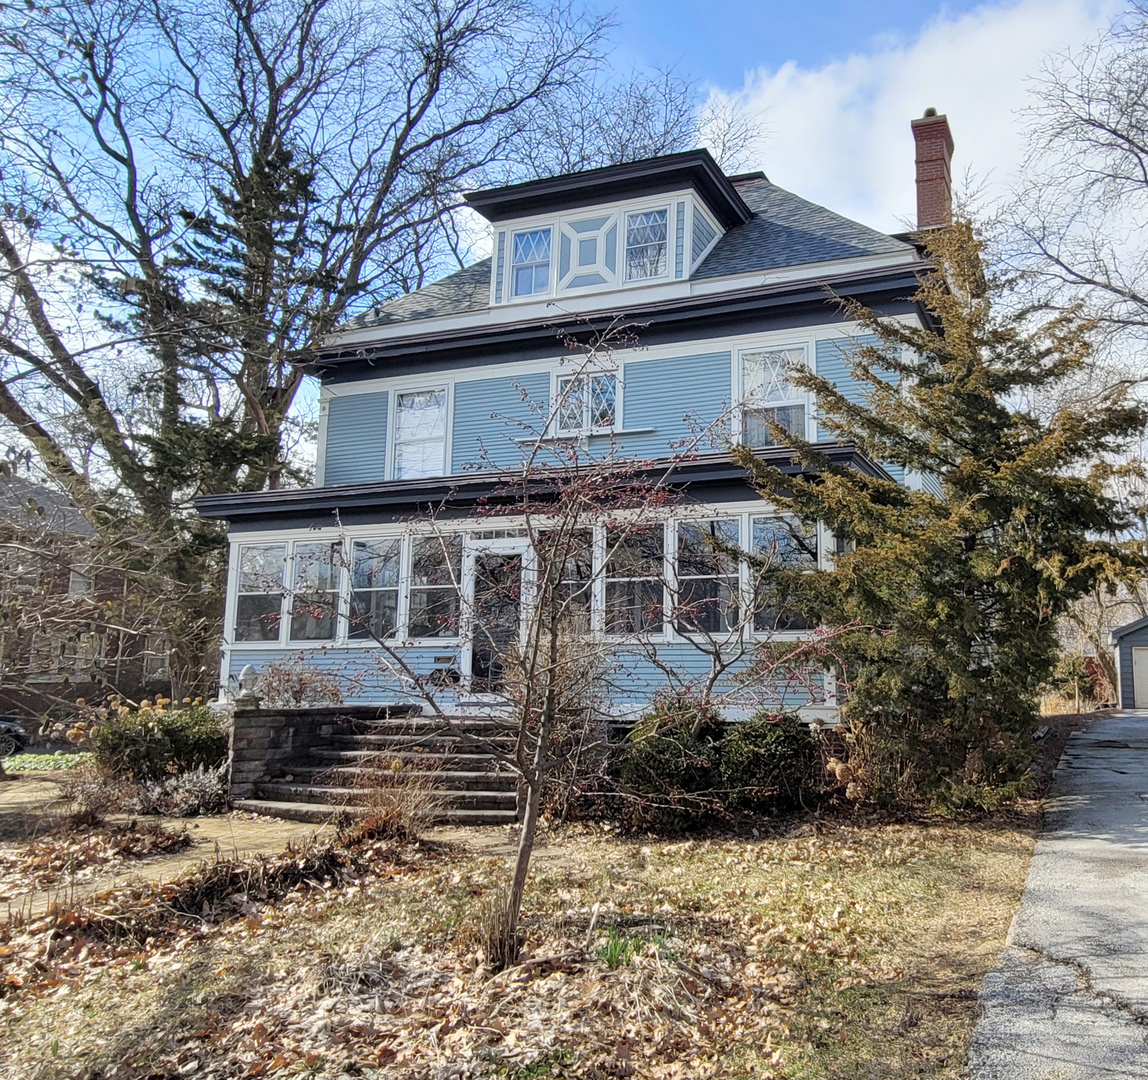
(512, 228), (552, 296)
(625, 209), (668, 280)
(556, 372), (616, 434)
(393, 389), (446, 479)
(741, 347), (807, 446)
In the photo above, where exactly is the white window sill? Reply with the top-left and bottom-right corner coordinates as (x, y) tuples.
(514, 427), (654, 445)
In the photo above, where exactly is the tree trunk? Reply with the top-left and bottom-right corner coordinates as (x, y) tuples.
(504, 770), (543, 966)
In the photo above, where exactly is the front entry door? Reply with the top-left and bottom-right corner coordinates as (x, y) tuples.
(464, 538), (530, 692)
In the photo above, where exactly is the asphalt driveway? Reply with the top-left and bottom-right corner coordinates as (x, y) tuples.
(967, 711), (1148, 1078)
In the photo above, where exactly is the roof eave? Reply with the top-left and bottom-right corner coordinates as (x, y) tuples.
(464, 150), (753, 229)
(194, 443), (892, 524)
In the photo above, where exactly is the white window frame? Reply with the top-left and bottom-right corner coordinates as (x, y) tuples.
(509, 226), (554, 299)
(623, 205), (672, 283)
(388, 384), (451, 481)
(347, 536), (403, 643)
(748, 514), (819, 639)
(737, 343), (813, 447)
(287, 539), (343, 645)
(551, 368), (621, 436)
(671, 517), (741, 637)
(602, 518), (670, 640)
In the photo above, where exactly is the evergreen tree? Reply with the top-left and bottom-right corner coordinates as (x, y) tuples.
(739, 221), (1146, 801)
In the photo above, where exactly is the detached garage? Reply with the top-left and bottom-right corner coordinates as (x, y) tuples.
(1110, 616), (1148, 708)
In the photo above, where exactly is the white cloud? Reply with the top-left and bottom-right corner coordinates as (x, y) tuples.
(714, 0), (1120, 233)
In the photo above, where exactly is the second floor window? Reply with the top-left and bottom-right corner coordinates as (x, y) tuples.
(393, 389), (446, 480)
(512, 228), (551, 296)
(742, 346), (808, 447)
(625, 209), (668, 280)
(556, 372), (617, 434)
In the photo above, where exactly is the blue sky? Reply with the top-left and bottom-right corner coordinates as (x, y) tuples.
(612, 0), (1117, 232)
(611, 0), (990, 85)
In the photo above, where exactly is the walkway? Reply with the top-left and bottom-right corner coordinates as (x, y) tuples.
(967, 711), (1148, 1078)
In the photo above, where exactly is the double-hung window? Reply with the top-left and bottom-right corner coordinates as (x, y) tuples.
(289, 541), (341, 642)
(675, 519), (740, 634)
(555, 371), (617, 435)
(349, 539), (401, 641)
(625, 209), (668, 280)
(512, 228), (552, 297)
(751, 516), (817, 632)
(235, 543), (286, 642)
(741, 346), (808, 446)
(605, 523), (665, 635)
(408, 535), (462, 638)
(555, 529), (595, 630)
(393, 389), (446, 480)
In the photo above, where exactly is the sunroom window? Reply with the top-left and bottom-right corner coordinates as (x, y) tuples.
(751, 516), (816, 632)
(512, 228), (552, 297)
(675, 519), (740, 634)
(605, 523), (664, 635)
(349, 539), (401, 640)
(289, 541), (340, 642)
(625, 209), (668, 280)
(556, 372), (617, 434)
(235, 543), (286, 642)
(555, 530), (594, 630)
(741, 346), (808, 446)
(393, 389), (446, 480)
(408, 535), (462, 638)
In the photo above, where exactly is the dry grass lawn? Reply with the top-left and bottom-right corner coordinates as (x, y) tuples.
(0, 808), (1036, 1079)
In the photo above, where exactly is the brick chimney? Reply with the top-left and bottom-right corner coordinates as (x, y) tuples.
(911, 107), (954, 229)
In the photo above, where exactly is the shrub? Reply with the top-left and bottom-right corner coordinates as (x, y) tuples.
(719, 712), (817, 811)
(332, 755), (445, 843)
(134, 764), (230, 816)
(618, 695), (725, 831)
(59, 764), (136, 826)
(92, 703), (228, 782)
(258, 661), (344, 706)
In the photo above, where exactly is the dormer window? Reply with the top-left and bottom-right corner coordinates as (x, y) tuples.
(512, 228), (552, 297)
(625, 209), (669, 280)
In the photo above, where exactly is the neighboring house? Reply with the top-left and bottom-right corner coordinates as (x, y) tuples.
(196, 110), (956, 721)
(0, 472), (166, 716)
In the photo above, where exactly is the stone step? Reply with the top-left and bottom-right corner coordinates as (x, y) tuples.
(253, 781), (519, 812)
(289, 765), (519, 791)
(312, 747), (513, 766)
(234, 798), (518, 826)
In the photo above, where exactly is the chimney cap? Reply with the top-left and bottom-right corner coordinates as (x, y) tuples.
(923, 107), (937, 117)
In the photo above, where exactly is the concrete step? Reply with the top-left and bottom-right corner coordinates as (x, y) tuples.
(291, 765), (519, 791)
(234, 798), (518, 826)
(253, 781), (519, 811)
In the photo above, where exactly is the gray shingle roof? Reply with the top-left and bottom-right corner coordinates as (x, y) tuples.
(344, 258), (492, 329)
(692, 178), (911, 279)
(343, 179), (911, 332)
(0, 475), (94, 536)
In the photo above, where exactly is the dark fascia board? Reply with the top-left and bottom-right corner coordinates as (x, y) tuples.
(194, 443), (891, 523)
(1111, 614), (1148, 641)
(299, 263), (928, 377)
(464, 150), (753, 229)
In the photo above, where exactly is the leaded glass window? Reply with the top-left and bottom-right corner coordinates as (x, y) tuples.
(555, 372), (617, 434)
(512, 228), (552, 296)
(393, 389), (446, 480)
(625, 209), (668, 280)
(741, 347), (807, 446)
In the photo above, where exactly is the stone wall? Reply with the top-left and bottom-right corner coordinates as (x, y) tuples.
(229, 705), (399, 798)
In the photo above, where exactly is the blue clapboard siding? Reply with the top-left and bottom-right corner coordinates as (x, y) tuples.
(614, 351), (731, 459)
(815, 335), (907, 484)
(323, 392), (388, 485)
(452, 371), (550, 472)
(226, 645), (460, 703)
